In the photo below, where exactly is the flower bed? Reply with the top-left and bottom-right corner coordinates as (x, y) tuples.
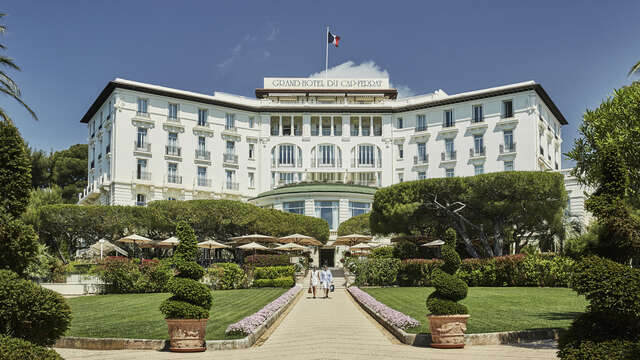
(348, 286), (420, 330)
(225, 285), (301, 336)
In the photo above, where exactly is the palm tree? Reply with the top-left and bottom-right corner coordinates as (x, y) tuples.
(629, 60), (640, 77)
(0, 13), (37, 123)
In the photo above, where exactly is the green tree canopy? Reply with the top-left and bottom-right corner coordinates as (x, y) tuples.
(337, 213), (371, 236)
(0, 121), (32, 217)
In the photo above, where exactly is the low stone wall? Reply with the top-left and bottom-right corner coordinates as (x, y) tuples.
(55, 286), (302, 351)
(347, 287), (562, 347)
(40, 282), (104, 296)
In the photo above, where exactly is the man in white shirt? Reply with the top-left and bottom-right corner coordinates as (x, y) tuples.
(321, 265), (333, 298)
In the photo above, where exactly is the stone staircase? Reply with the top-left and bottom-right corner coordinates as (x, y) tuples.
(330, 268), (347, 289)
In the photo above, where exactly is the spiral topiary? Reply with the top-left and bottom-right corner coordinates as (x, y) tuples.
(160, 222), (212, 319)
(426, 228), (468, 315)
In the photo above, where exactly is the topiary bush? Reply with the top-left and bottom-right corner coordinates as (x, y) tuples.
(0, 209), (39, 276)
(0, 335), (63, 360)
(426, 228), (468, 315)
(159, 222), (212, 319)
(0, 270), (72, 346)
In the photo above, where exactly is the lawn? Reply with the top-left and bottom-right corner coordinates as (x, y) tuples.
(362, 287), (587, 334)
(65, 288), (287, 340)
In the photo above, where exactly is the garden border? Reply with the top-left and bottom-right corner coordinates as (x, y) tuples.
(347, 287), (563, 347)
(54, 286), (303, 351)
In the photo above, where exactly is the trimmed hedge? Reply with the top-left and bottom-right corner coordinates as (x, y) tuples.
(426, 228), (468, 315)
(0, 270), (72, 346)
(253, 266), (296, 280)
(244, 254), (291, 267)
(253, 277), (295, 288)
(349, 258), (400, 286)
(205, 263), (247, 290)
(0, 335), (63, 360)
(558, 340), (640, 360)
(97, 257), (172, 294)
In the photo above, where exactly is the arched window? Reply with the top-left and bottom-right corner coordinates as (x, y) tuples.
(311, 144), (342, 168)
(271, 144), (302, 167)
(351, 144), (382, 168)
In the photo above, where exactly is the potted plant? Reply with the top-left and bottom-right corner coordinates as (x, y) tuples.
(426, 228), (470, 348)
(159, 222), (213, 352)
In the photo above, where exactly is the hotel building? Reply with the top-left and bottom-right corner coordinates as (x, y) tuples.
(78, 77), (581, 262)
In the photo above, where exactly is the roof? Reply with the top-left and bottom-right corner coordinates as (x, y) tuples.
(80, 78), (567, 125)
(252, 183), (378, 200)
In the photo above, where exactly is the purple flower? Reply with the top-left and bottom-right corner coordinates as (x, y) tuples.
(348, 286), (420, 330)
(225, 285), (301, 336)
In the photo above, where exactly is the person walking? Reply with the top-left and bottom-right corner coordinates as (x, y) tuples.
(321, 265), (333, 298)
(309, 266), (320, 299)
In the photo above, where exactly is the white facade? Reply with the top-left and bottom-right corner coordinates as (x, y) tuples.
(78, 77), (573, 228)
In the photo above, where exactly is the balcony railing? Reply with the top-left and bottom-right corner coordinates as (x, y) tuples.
(443, 120), (455, 128)
(167, 115), (179, 122)
(311, 158), (342, 168)
(472, 117), (484, 123)
(351, 158), (382, 168)
(350, 128), (358, 136)
(311, 128), (320, 136)
(134, 141), (151, 152)
(195, 149), (210, 160)
(361, 128), (371, 136)
(469, 146), (486, 157)
(226, 181), (239, 190)
(165, 145), (181, 157)
(294, 128), (302, 136)
(136, 111), (149, 117)
(322, 127), (331, 136)
(373, 127), (382, 136)
(197, 178), (212, 187)
(223, 153), (238, 164)
(167, 174), (182, 184)
(414, 154), (429, 164)
(415, 125), (427, 132)
(270, 128), (279, 136)
(136, 201), (146, 206)
(499, 143), (517, 153)
(225, 124), (237, 131)
(136, 171), (151, 180)
(441, 151), (457, 161)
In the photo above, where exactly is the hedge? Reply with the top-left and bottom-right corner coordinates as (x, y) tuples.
(253, 266), (296, 280)
(0, 335), (63, 360)
(31, 199), (329, 258)
(204, 263), (247, 290)
(244, 254), (291, 267)
(348, 258), (401, 286)
(252, 277), (295, 288)
(337, 212), (371, 236)
(97, 257), (172, 294)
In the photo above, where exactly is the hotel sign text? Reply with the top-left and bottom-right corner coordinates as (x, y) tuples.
(264, 78), (390, 90)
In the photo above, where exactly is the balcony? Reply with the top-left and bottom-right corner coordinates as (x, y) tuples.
(469, 146), (486, 158)
(134, 141), (151, 153)
(136, 171), (151, 181)
(350, 129), (358, 136)
(195, 149), (211, 161)
(441, 151), (457, 162)
(167, 174), (182, 184)
(274, 159), (303, 168)
(294, 129), (302, 136)
(414, 154), (429, 165)
(373, 127), (382, 136)
(499, 143), (517, 154)
(415, 125), (428, 133)
(167, 115), (179, 122)
(165, 145), (182, 157)
(226, 181), (239, 190)
(225, 124), (237, 132)
(311, 128), (320, 136)
(223, 153), (238, 164)
(136, 111), (150, 118)
(351, 158), (382, 168)
(197, 178), (212, 187)
(311, 158), (342, 168)
(136, 201), (146, 207)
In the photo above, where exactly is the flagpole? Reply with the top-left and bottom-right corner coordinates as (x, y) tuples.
(325, 26), (329, 83)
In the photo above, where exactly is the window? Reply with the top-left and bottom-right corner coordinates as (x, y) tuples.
(168, 132), (177, 145)
(168, 103), (178, 120)
(284, 201), (305, 215)
(249, 117), (255, 128)
(473, 135), (484, 155)
(446, 168), (454, 178)
(226, 141), (235, 154)
(350, 118), (359, 136)
(397, 117), (403, 129)
(445, 139), (455, 158)
(418, 171), (426, 180)
(321, 117), (331, 136)
(504, 160), (514, 171)
(225, 170), (237, 189)
(224, 113), (235, 130)
(349, 201), (371, 218)
(279, 172), (295, 185)
(417, 142), (427, 161)
(167, 132), (179, 156)
(279, 144), (295, 165)
(333, 117), (342, 136)
(197, 166), (208, 186)
(249, 143), (255, 159)
(444, 110), (454, 127)
(167, 163), (179, 183)
(472, 105), (483, 123)
(198, 136), (206, 151)
(398, 172), (404, 183)
(358, 145), (375, 166)
(282, 117), (292, 136)
(136, 194), (146, 206)
(136, 159), (148, 180)
(504, 130), (514, 151)
(361, 118), (371, 136)
(474, 164), (484, 175)
(318, 145), (335, 166)
(248, 172), (255, 188)
(311, 117), (320, 136)
(136, 128), (147, 147)
(315, 201), (339, 230)
(137, 98), (148, 115)
(502, 100), (513, 118)
(416, 115), (427, 131)
(397, 144), (404, 159)
(197, 109), (208, 126)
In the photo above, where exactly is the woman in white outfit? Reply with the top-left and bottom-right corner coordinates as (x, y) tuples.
(309, 266), (320, 299)
(321, 265), (333, 298)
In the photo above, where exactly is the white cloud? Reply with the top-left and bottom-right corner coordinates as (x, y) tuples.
(308, 60), (415, 98)
(217, 24), (278, 73)
(267, 23), (279, 41)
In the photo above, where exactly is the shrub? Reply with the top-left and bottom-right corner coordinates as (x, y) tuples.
(0, 335), (63, 360)
(0, 210), (38, 276)
(397, 259), (443, 286)
(558, 340), (640, 360)
(426, 228), (468, 315)
(392, 241), (418, 260)
(97, 257), (172, 294)
(337, 212), (370, 236)
(0, 120), (32, 218)
(348, 286), (420, 329)
(205, 263), (247, 290)
(352, 258), (400, 286)
(159, 222), (212, 319)
(244, 254), (290, 267)
(252, 277), (294, 288)
(0, 270), (72, 346)
(370, 246), (394, 259)
(253, 265), (296, 280)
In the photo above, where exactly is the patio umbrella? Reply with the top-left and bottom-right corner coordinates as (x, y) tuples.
(334, 233), (372, 246)
(230, 233), (278, 244)
(90, 239), (128, 259)
(116, 234), (152, 258)
(274, 242), (308, 252)
(198, 239), (231, 267)
(157, 236), (180, 248)
(278, 233), (320, 245)
(238, 241), (269, 258)
(350, 242), (372, 250)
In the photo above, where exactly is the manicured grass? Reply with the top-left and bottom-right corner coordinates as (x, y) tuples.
(66, 288), (287, 340)
(362, 287), (587, 334)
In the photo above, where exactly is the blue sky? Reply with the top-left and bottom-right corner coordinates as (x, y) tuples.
(3, 0), (639, 167)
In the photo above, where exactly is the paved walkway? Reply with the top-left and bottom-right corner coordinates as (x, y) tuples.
(56, 289), (558, 359)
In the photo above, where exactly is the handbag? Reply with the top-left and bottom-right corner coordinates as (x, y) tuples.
(330, 284), (335, 292)
(308, 287), (312, 294)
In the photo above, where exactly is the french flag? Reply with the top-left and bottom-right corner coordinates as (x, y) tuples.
(328, 32), (340, 47)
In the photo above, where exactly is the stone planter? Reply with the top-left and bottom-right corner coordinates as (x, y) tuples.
(427, 314), (470, 348)
(166, 318), (208, 352)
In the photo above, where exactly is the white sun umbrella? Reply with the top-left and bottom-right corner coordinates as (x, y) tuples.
(278, 233), (323, 246)
(421, 240), (445, 248)
(157, 236), (180, 248)
(274, 242), (308, 252)
(334, 234), (373, 246)
(90, 239), (128, 259)
(198, 239), (231, 267)
(117, 234), (152, 258)
(238, 241), (269, 258)
(350, 242), (372, 250)
(230, 234), (278, 244)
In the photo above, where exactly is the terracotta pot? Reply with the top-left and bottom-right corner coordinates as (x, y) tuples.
(427, 314), (470, 349)
(165, 318), (208, 352)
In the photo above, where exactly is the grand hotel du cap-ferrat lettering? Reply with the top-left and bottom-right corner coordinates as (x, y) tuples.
(263, 77), (390, 90)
